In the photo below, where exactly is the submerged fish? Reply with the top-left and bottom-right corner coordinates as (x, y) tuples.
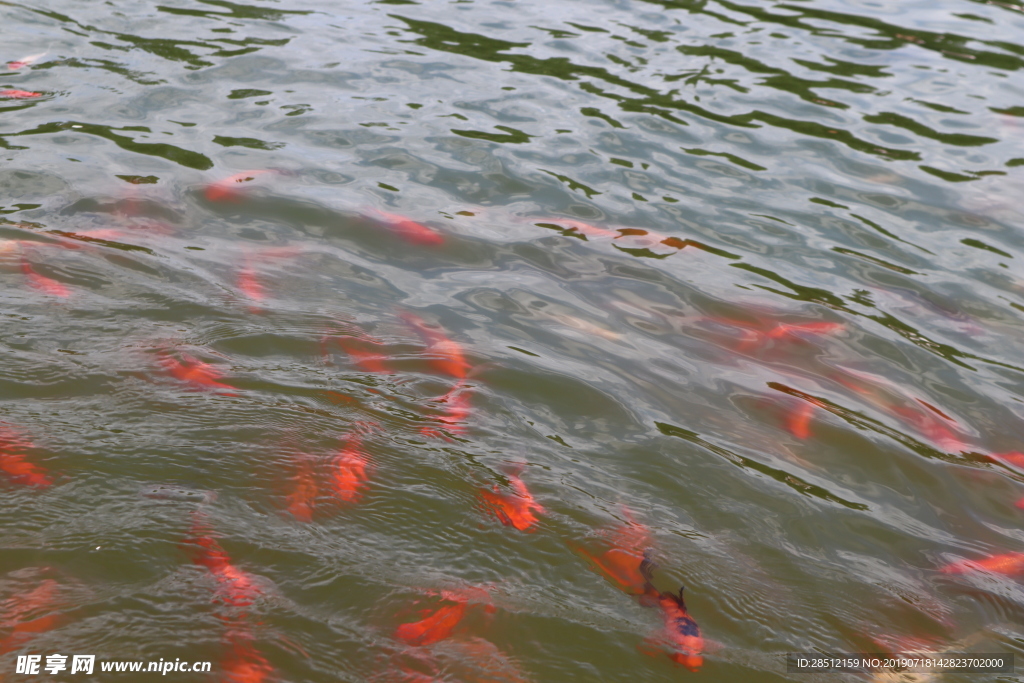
(0, 90), (42, 99)
(401, 312), (471, 379)
(0, 426), (51, 488)
(221, 635), (274, 683)
(331, 430), (374, 504)
(183, 519), (263, 609)
(7, 52), (47, 70)
(158, 352), (237, 395)
(573, 507), (652, 595)
(368, 210), (445, 246)
(395, 597), (469, 648)
(204, 170), (276, 202)
(641, 583), (705, 672)
(479, 466), (544, 532)
(940, 551), (1024, 576)
(285, 456), (318, 522)
(0, 578), (64, 654)
(21, 257), (70, 297)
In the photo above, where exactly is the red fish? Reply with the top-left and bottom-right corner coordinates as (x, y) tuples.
(422, 381), (473, 437)
(990, 451), (1024, 472)
(0, 89), (42, 99)
(236, 265), (265, 303)
(395, 599), (468, 647)
(158, 352), (237, 395)
(7, 52), (47, 70)
(1016, 497), (1024, 511)
(221, 637), (274, 683)
(703, 316), (843, 353)
(785, 401), (815, 439)
(574, 507), (652, 595)
(334, 336), (392, 374)
(204, 170), (275, 202)
(0, 578), (64, 654)
(393, 586), (494, 648)
(369, 210), (444, 246)
(641, 584), (705, 672)
(285, 456), (317, 522)
(479, 466), (544, 532)
(401, 312), (470, 379)
(0, 426), (51, 488)
(21, 257), (70, 297)
(331, 425), (378, 503)
(183, 522), (262, 609)
(939, 552), (1024, 576)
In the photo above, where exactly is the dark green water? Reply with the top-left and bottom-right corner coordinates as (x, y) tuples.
(2, 0), (1024, 681)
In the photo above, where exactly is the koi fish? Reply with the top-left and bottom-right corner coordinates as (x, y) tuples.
(204, 170), (276, 202)
(395, 600), (467, 647)
(394, 587), (493, 648)
(479, 466), (544, 532)
(0, 426), (51, 488)
(641, 585), (705, 672)
(422, 381), (473, 437)
(444, 637), (532, 683)
(573, 507), (652, 595)
(334, 336), (392, 374)
(21, 257), (70, 297)
(236, 266), (265, 303)
(700, 316), (843, 353)
(990, 451), (1024, 472)
(401, 312), (470, 379)
(369, 210), (444, 246)
(331, 433), (372, 503)
(0, 90), (42, 99)
(7, 52), (47, 70)
(785, 401), (815, 439)
(183, 521), (262, 609)
(1016, 497), (1024, 510)
(221, 636), (274, 683)
(158, 352), (237, 395)
(939, 552), (1024, 576)
(285, 456), (317, 522)
(0, 578), (64, 654)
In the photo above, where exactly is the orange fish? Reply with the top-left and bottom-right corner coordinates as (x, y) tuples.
(183, 522), (262, 609)
(0, 89), (42, 99)
(158, 352), (237, 395)
(642, 585), (705, 672)
(395, 599), (468, 647)
(422, 381), (473, 436)
(331, 424), (378, 503)
(940, 552), (1024, 576)
(401, 312), (470, 379)
(204, 170), (276, 202)
(0, 578), (64, 654)
(334, 336), (392, 374)
(990, 451), (1024, 472)
(369, 210), (444, 246)
(479, 467), (544, 532)
(574, 507), (652, 595)
(7, 52), (47, 70)
(221, 636), (274, 683)
(702, 316), (843, 353)
(1015, 497), (1024, 511)
(285, 456), (318, 522)
(237, 266), (265, 303)
(21, 257), (70, 297)
(785, 401), (815, 439)
(0, 426), (51, 488)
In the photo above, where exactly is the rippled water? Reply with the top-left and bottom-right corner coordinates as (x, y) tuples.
(3, 0), (1024, 680)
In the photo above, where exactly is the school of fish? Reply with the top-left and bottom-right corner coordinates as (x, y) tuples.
(3, 50), (1022, 678)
